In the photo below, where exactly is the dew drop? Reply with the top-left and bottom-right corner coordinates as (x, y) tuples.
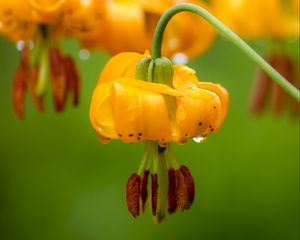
(79, 48), (90, 60)
(16, 40), (25, 51)
(172, 53), (188, 64)
(193, 136), (207, 143)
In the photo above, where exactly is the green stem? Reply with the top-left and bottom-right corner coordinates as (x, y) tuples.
(153, 151), (168, 224)
(35, 43), (49, 96)
(137, 141), (151, 175)
(151, 3), (300, 101)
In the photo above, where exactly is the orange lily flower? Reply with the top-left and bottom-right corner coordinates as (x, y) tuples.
(0, 0), (37, 42)
(212, 0), (299, 117)
(89, 52), (229, 223)
(61, 0), (105, 41)
(82, 0), (216, 60)
(0, 0), (81, 119)
(212, 0), (299, 39)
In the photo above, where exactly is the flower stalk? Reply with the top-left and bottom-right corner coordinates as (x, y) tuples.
(151, 3), (300, 101)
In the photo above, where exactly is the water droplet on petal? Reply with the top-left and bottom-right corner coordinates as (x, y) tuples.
(193, 136), (207, 143)
(79, 49), (90, 60)
(172, 53), (188, 64)
(16, 40), (25, 51)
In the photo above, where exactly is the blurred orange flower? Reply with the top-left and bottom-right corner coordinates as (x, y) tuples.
(0, 0), (81, 119)
(213, 0), (299, 39)
(82, 0), (216, 60)
(213, 0), (299, 117)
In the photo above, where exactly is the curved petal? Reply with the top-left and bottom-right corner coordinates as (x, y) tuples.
(116, 78), (185, 97)
(196, 82), (229, 125)
(90, 78), (184, 144)
(111, 82), (172, 144)
(98, 52), (146, 84)
(89, 81), (117, 138)
(173, 64), (200, 89)
(174, 89), (223, 143)
(172, 64), (228, 143)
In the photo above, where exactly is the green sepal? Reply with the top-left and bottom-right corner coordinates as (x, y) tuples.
(135, 57), (152, 81)
(153, 57), (174, 86)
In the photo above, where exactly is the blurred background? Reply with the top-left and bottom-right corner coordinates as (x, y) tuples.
(0, 35), (299, 240)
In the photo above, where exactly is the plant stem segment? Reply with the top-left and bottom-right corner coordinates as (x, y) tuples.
(151, 3), (300, 101)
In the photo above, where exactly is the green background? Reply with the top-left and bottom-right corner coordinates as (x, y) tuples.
(0, 36), (299, 240)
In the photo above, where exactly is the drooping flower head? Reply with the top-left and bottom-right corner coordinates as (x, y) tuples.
(213, 0), (299, 117)
(89, 51), (229, 223)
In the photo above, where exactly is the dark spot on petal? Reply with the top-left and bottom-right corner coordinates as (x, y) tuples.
(211, 128), (214, 132)
(129, 134), (134, 137)
(138, 133), (143, 136)
(213, 106), (216, 109)
(162, 138), (165, 141)
(137, 137), (141, 140)
(106, 138), (111, 140)
(209, 125), (212, 128)
(118, 133), (122, 137)
(198, 122), (202, 126)
(185, 134), (188, 137)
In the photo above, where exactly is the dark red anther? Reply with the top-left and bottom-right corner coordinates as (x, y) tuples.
(179, 166), (195, 209)
(125, 173), (141, 218)
(175, 170), (189, 211)
(168, 168), (177, 213)
(150, 173), (158, 216)
(271, 57), (285, 114)
(20, 44), (30, 69)
(12, 65), (26, 119)
(49, 47), (67, 112)
(250, 57), (273, 115)
(140, 170), (149, 213)
(63, 56), (80, 106)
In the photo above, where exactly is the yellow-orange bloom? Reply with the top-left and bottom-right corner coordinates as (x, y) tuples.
(89, 51), (229, 223)
(83, 0), (216, 59)
(212, 0), (299, 39)
(90, 52), (228, 146)
(0, 0), (82, 119)
(61, 0), (105, 40)
(0, 0), (37, 41)
(212, 0), (299, 118)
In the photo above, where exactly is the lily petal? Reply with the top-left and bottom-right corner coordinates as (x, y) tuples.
(174, 88), (223, 143)
(111, 81), (172, 143)
(98, 52), (146, 84)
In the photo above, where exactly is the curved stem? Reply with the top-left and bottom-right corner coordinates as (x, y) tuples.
(35, 41), (49, 96)
(151, 3), (300, 101)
